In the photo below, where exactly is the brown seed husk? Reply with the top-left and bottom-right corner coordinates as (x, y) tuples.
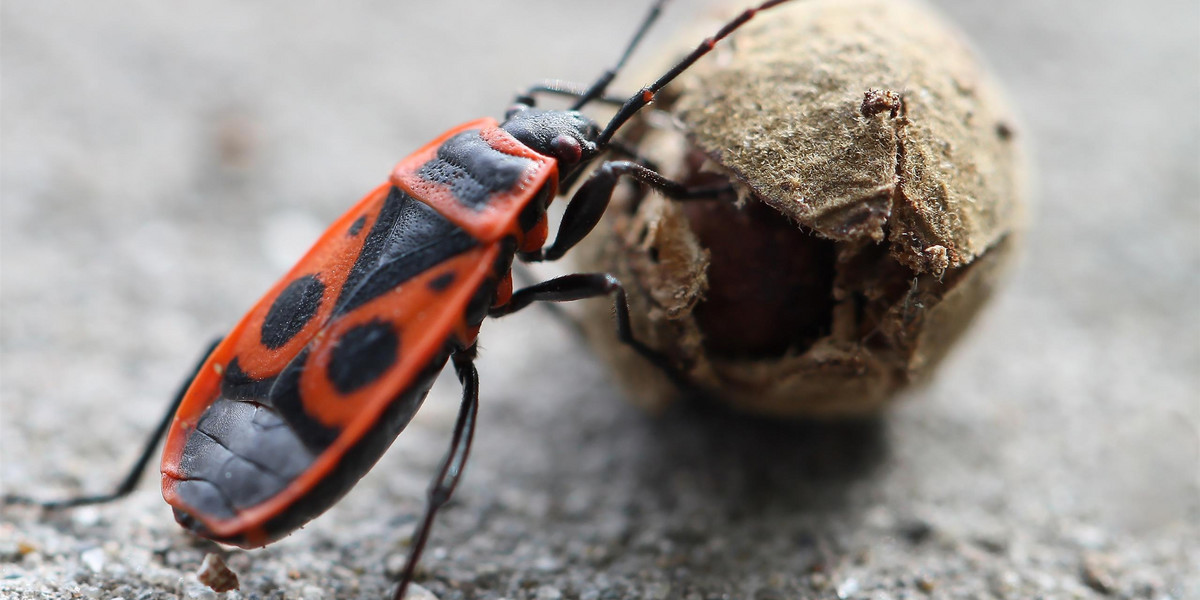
(576, 0), (1025, 417)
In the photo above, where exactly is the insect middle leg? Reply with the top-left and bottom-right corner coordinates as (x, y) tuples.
(489, 273), (688, 387)
(3, 337), (222, 509)
(391, 346), (480, 600)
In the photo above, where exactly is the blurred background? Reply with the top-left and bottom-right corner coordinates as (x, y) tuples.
(2, 1), (1196, 598)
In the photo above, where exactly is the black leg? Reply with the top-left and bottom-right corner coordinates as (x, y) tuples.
(570, 0), (670, 110)
(511, 263), (583, 336)
(515, 81), (630, 108)
(392, 348), (480, 600)
(4, 337), (222, 509)
(531, 160), (730, 263)
(490, 273), (686, 386)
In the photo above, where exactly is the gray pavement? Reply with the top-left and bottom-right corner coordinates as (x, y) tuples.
(1, 1), (1196, 599)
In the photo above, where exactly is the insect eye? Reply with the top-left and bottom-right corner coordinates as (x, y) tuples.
(551, 134), (582, 164)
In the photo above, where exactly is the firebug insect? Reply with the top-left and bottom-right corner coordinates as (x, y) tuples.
(6, 1), (797, 598)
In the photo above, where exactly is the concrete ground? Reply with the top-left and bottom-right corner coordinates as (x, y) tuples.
(1, 1), (1196, 599)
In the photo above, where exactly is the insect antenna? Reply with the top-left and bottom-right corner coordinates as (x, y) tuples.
(595, 0), (795, 148)
(570, 0), (671, 110)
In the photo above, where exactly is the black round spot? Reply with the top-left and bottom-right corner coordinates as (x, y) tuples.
(261, 275), (325, 350)
(348, 215), (367, 236)
(327, 320), (399, 394)
(427, 272), (456, 292)
(464, 280), (496, 328)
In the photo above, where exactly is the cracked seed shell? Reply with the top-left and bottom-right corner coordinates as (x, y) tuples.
(576, 0), (1026, 417)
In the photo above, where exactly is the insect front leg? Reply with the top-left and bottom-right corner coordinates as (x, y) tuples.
(4, 337), (222, 509)
(391, 347), (480, 600)
(529, 161), (730, 264)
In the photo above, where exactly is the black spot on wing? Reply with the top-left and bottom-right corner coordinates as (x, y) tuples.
(327, 320), (399, 395)
(261, 275), (325, 349)
(428, 272), (456, 292)
(334, 187), (476, 316)
(416, 130), (532, 210)
(348, 215), (367, 236)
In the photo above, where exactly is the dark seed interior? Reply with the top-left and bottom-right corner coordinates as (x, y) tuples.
(684, 199), (837, 358)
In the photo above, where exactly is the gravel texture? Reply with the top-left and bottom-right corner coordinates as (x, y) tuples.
(1, 1), (1197, 599)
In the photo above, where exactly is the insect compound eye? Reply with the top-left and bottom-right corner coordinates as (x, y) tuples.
(550, 134), (582, 165)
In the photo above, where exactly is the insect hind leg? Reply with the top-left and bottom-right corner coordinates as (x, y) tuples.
(3, 337), (222, 509)
(391, 347), (480, 600)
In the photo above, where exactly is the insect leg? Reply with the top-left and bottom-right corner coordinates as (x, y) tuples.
(534, 160), (730, 263)
(392, 347), (480, 600)
(490, 273), (686, 387)
(515, 81), (630, 108)
(4, 337), (222, 509)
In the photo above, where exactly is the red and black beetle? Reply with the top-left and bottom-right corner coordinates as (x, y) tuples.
(7, 1), (796, 597)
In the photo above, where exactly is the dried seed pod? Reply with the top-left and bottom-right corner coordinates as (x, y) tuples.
(577, 0), (1025, 417)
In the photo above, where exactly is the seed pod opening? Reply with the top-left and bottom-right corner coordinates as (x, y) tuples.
(577, 0), (1025, 417)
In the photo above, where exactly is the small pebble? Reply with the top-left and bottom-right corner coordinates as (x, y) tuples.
(81, 547), (107, 573)
(0, 541), (22, 562)
(754, 588), (785, 600)
(385, 553), (409, 578)
(536, 585), (564, 600)
(645, 582), (670, 600)
(180, 578), (219, 600)
(533, 554), (563, 572)
(196, 553), (239, 593)
(810, 572), (831, 590)
(1081, 554), (1117, 595)
(989, 570), (1021, 596)
(915, 574), (936, 593)
(836, 577), (860, 598)
(300, 583), (325, 600)
(71, 507), (101, 527)
(405, 583), (440, 600)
